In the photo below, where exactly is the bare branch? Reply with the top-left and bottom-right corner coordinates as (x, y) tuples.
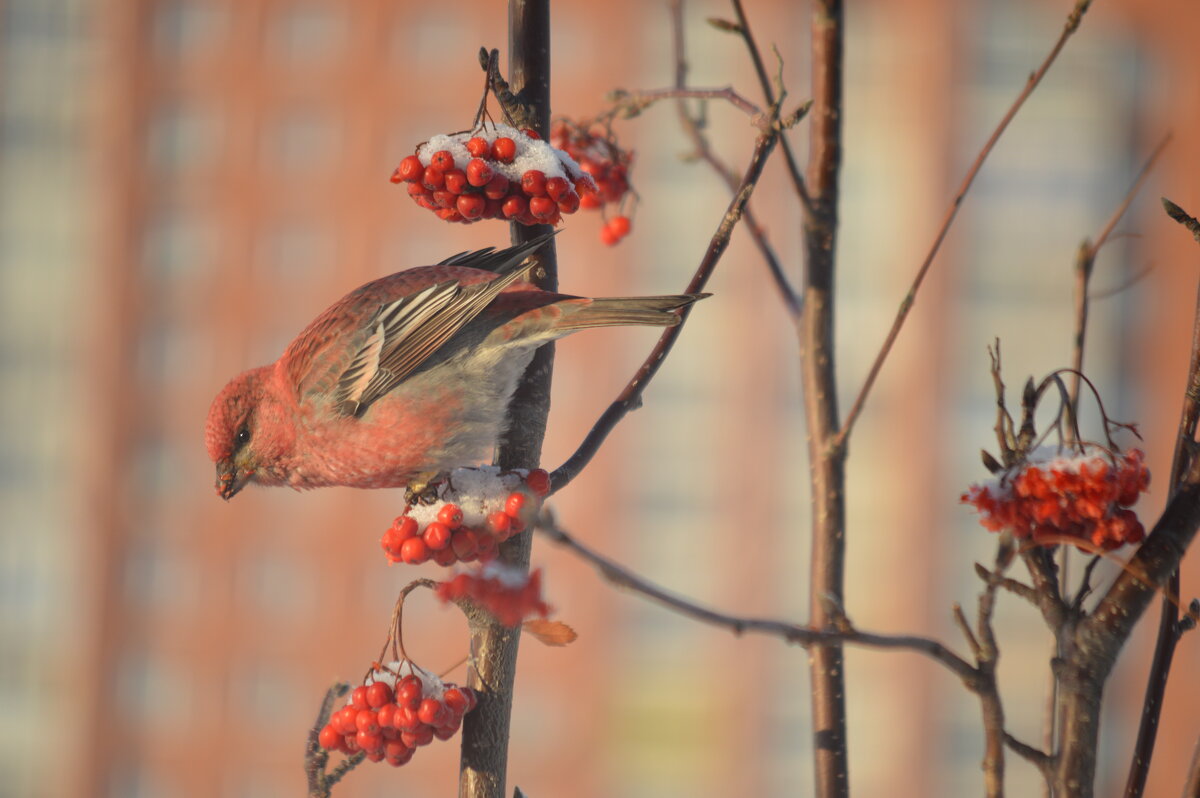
(668, 0), (802, 318)
(835, 0), (1097, 453)
(550, 117), (783, 491)
(534, 511), (978, 682)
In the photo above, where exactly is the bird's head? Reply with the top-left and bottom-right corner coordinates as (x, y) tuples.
(205, 365), (293, 500)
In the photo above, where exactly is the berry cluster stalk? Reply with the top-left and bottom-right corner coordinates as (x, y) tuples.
(800, 2), (848, 797)
(456, 3), (556, 797)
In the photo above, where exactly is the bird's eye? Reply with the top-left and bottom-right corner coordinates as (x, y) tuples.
(235, 426), (251, 447)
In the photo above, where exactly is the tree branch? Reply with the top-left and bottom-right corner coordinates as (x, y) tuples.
(458, 5), (556, 796)
(1122, 195), (1200, 798)
(550, 115), (783, 492)
(534, 511), (977, 681)
(834, 0), (1096, 453)
(801, 2), (847, 795)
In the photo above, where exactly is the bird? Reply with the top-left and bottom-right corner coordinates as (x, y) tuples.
(205, 233), (706, 499)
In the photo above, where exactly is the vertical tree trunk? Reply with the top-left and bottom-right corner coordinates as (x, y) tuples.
(457, 3), (556, 797)
(802, 2), (848, 797)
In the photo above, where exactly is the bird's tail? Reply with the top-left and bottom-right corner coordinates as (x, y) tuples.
(556, 294), (710, 330)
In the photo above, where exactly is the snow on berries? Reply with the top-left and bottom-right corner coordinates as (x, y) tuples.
(436, 563), (551, 627)
(549, 118), (635, 245)
(961, 446), (1150, 550)
(380, 466), (551, 566)
(318, 661), (477, 767)
(390, 124), (595, 227)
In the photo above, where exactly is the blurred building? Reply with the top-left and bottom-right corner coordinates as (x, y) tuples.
(1, 1), (1198, 797)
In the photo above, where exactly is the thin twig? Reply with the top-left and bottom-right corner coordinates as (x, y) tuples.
(728, 0), (816, 221)
(550, 114), (783, 491)
(1005, 733), (1054, 775)
(534, 511), (978, 681)
(305, 682), (355, 798)
(668, 0), (802, 319)
(834, 0), (1096, 454)
(606, 86), (765, 123)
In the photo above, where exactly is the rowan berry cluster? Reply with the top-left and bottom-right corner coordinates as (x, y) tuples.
(390, 124), (596, 226)
(318, 662), (477, 767)
(961, 447), (1150, 549)
(549, 118), (634, 245)
(436, 564), (550, 627)
(380, 467), (551, 566)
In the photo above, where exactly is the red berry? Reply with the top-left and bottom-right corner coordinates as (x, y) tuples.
(401, 726), (434, 747)
(365, 748), (386, 763)
(505, 491), (528, 518)
(430, 150), (456, 171)
(393, 516), (418, 539)
(422, 166), (445, 191)
(456, 194), (485, 220)
(406, 181), (428, 198)
(423, 521), (452, 551)
(395, 705), (422, 732)
(491, 137), (517, 163)
(351, 686), (369, 711)
(437, 504), (464, 528)
(460, 687), (478, 711)
(394, 155), (424, 183)
(396, 676), (423, 709)
(466, 136), (490, 158)
(545, 176), (570, 201)
(580, 159), (605, 177)
(333, 706), (359, 735)
(485, 511), (512, 539)
(443, 168), (468, 194)
(525, 469), (551, 497)
(342, 733), (360, 753)
(579, 190), (602, 209)
(356, 729), (383, 752)
(484, 174), (510, 200)
(557, 190), (580, 214)
(366, 681), (394, 709)
(483, 198), (505, 219)
(356, 709), (380, 734)
(433, 722), (460, 741)
(432, 190), (456, 210)
(400, 536), (429, 564)
(608, 215), (632, 237)
(521, 128), (541, 140)
(475, 533), (498, 561)
(318, 724), (342, 749)
(443, 687), (471, 715)
(502, 195), (528, 219)
(383, 738), (411, 760)
(418, 698), (446, 726)
(599, 225), (619, 246)
(432, 546), (458, 566)
(451, 528), (478, 560)
(376, 703), (398, 729)
(466, 158), (493, 187)
(521, 170), (548, 197)
(529, 196), (558, 221)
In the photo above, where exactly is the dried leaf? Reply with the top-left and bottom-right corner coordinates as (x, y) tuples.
(522, 619), (578, 646)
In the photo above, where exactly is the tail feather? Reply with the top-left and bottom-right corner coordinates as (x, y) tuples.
(557, 293), (710, 330)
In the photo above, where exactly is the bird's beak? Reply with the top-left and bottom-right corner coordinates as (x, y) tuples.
(215, 460), (253, 500)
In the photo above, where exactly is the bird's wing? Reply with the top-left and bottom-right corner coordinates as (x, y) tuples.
(331, 237), (553, 416)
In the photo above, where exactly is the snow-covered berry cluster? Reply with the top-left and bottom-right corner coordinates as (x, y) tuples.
(318, 662), (477, 767)
(390, 124), (596, 226)
(436, 563), (550, 627)
(961, 447), (1150, 549)
(381, 467), (551, 566)
(549, 118), (634, 245)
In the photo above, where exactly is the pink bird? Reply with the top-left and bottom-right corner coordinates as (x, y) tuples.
(205, 234), (704, 499)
